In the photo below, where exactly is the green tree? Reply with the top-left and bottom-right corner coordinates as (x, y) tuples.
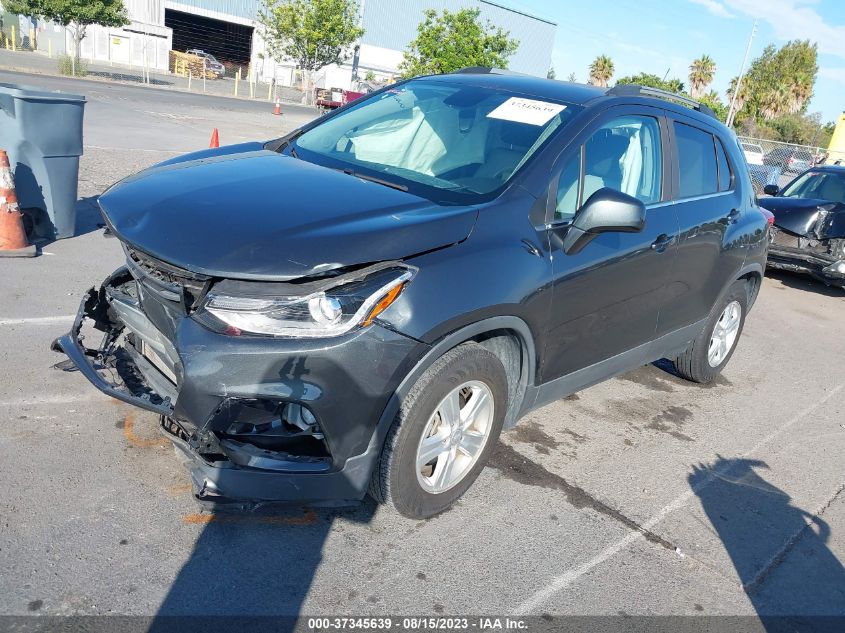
(615, 72), (685, 93)
(699, 89), (728, 122)
(588, 54), (614, 87)
(546, 65), (556, 80)
(688, 54), (716, 98)
(399, 8), (518, 78)
(6, 0), (128, 74)
(566, 72), (577, 82)
(727, 40), (818, 126)
(259, 0), (364, 103)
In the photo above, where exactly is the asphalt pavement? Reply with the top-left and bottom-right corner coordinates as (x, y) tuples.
(0, 70), (843, 628)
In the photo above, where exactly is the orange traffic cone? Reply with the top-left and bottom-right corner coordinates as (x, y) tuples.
(209, 128), (220, 149)
(0, 150), (36, 258)
(273, 97), (281, 116)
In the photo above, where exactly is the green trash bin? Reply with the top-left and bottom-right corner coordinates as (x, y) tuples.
(0, 83), (86, 240)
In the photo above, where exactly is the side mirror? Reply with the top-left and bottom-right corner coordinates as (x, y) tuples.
(763, 184), (779, 196)
(562, 188), (646, 255)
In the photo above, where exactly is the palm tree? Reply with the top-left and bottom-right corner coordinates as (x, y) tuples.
(589, 55), (614, 87)
(726, 75), (749, 117)
(689, 54), (716, 98)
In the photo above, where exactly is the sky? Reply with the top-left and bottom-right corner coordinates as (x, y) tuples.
(511, 0), (845, 123)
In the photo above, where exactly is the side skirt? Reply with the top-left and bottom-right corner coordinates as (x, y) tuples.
(521, 318), (708, 416)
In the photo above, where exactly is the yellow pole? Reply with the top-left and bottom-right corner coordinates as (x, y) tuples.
(12, 26), (16, 52)
(267, 81), (272, 101)
(48, 39), (52, 58)
(234, 69), (240, 97)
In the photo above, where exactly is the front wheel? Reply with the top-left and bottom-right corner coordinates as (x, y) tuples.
(674, 280), (749, 383)
(369, 342), (508, 519)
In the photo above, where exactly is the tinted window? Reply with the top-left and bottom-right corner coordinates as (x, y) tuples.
(715, 138), (733, 191)
(674, 122), (718, 198)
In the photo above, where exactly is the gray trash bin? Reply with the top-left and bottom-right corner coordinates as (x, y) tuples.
(0, 83), (86, 240)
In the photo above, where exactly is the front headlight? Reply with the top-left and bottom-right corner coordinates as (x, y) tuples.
(194, 266), (414, 337)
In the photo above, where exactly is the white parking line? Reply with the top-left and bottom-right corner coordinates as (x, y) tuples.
(0, 315), (75, 326)
(513, 383), (845, 615)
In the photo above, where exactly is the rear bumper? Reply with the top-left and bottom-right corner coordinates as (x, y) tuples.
(52, 268), (427, 504)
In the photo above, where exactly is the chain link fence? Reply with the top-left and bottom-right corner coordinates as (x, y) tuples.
(738, 136), (829, 194)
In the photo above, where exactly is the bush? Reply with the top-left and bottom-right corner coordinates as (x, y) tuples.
(58, 55), (87, 77)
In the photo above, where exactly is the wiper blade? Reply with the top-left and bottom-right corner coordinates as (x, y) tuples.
(341, 169), (408, 192)
(274, 130), (304, 158)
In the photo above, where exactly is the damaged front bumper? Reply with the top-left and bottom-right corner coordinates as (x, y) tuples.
(52, 267), (426, 506)
(766, 227), (845, 288)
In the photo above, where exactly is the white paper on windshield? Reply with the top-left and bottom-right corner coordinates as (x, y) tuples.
(486, 97), (566, 126)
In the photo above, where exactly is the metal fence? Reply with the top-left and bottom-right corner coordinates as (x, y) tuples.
(738, 136), (828, 194)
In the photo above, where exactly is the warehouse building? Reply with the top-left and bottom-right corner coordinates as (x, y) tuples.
(18, 0), (555, 88)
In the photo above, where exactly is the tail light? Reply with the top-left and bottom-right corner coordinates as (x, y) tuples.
(760, 208), (775, 225)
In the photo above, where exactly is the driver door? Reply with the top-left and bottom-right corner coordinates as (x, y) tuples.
(538, 107), (680, 388)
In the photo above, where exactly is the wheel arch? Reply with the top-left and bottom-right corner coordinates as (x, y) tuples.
(371, 316), (537, 461)
(734, 263), (764, 308)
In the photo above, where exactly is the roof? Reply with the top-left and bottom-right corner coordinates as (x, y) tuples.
(425, 70), (728, 130)
(421, 72), (606, 105)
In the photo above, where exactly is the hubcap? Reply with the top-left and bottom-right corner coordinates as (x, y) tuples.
(708, 300), (741, 367)
(416, 380), (494, 494)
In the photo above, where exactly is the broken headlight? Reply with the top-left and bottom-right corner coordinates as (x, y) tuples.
(194, 267), (414, 337)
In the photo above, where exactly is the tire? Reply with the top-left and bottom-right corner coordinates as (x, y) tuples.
(369, 342), (508, 519)
(674, 280), (749, 384)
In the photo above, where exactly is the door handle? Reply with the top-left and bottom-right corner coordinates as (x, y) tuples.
(651, 234), (675, 253)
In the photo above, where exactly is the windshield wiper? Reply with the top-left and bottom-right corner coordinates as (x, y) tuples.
(340, 169), (408, 192)
(273, 130), (304, 158)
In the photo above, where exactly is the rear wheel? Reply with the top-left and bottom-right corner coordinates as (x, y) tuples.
(369, 342), (507, 519)
(674, 280), (749, 383)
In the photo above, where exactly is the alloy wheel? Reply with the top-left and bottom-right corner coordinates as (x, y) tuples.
(708, 300), (742, 367)
(416, 380), (495, 494)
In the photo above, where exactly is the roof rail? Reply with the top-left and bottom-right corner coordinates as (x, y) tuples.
(453, 67), (529, 77)
(605, 84), (717, 120)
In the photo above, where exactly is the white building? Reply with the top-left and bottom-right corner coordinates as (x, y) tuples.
(32, 0), (556, 89)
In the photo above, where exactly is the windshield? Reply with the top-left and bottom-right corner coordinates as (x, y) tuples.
(781, 171), (845, 203)
(293, 79), (582, 203)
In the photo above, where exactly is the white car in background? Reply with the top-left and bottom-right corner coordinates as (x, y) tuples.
(742, 142), (765, 166)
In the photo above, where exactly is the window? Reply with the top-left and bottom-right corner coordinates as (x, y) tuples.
(781, 171), (845, 204)
(554, 152), (581, 221)
(674, 122), (718, 198)
(715, 138), (733, 191)
(554, 115), (662, 219)
(294, 79), (583, 204)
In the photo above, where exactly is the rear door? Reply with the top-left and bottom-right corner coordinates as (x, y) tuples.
(539, 106), (680, 383)
(657, 115), (747, 335)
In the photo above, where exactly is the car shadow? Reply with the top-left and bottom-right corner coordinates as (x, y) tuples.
(148, 500), (377, 631)
(766, 270), (845, 298)
(690, 457), (845, 631)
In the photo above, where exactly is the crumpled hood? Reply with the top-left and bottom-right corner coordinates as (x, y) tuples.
(99, 144), (477, 280)
(757, 196), (845, 239)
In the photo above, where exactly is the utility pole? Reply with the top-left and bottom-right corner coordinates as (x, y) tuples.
(726, 19), (758, 128)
